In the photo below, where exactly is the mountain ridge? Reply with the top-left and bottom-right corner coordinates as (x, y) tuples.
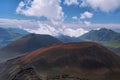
(0, 27), (29, 48)
(0, 33), (62, 62)
(80, 28), (120, 42)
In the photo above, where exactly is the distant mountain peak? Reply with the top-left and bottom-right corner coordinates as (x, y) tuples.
(80, 28), (120, 42)
(98, 28), (115, 32)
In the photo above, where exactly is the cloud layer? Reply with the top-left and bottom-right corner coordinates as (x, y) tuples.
(81, 0), (120, 12)
(0, 18), (88, 37)
(0, 18), (120, 37)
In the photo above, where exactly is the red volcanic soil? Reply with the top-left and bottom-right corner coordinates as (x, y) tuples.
(21, 42), (119, 69)
(0, 42), (120, 80)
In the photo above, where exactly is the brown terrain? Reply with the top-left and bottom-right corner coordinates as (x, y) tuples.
(0, 34), (62, 61)
(0, 42), (120, 80)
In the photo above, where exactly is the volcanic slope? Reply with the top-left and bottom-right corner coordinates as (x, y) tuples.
(0, 42), (120, 80)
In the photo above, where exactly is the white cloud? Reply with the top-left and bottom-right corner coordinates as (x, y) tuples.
(25, 22), (88, 37)
(63, 28), (88, 37)
(81, 0), (120, 12)
(64, 0), (79, 6)
(25, 23), (58, 36)
(80, 11), (93, 19)
(26, 24), (88, 37)
(83, 21), (91, 26)
(16, 2), (25, 14)
(72, 16), (78, 20)
(16, 0), (64, 22)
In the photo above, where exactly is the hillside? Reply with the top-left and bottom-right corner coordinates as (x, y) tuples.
(0, 42), (120, 80)
(0, 34), (62, 62)
(108, 47), (120, 56)
(104, 41), (120, 48)
(0, 27), (29, 48)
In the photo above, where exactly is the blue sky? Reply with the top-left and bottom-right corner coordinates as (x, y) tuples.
(0, 0), (120, 23)
(0, 0), (120, 37)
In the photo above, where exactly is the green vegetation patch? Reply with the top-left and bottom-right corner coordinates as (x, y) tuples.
(103, 41), (120, 48)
